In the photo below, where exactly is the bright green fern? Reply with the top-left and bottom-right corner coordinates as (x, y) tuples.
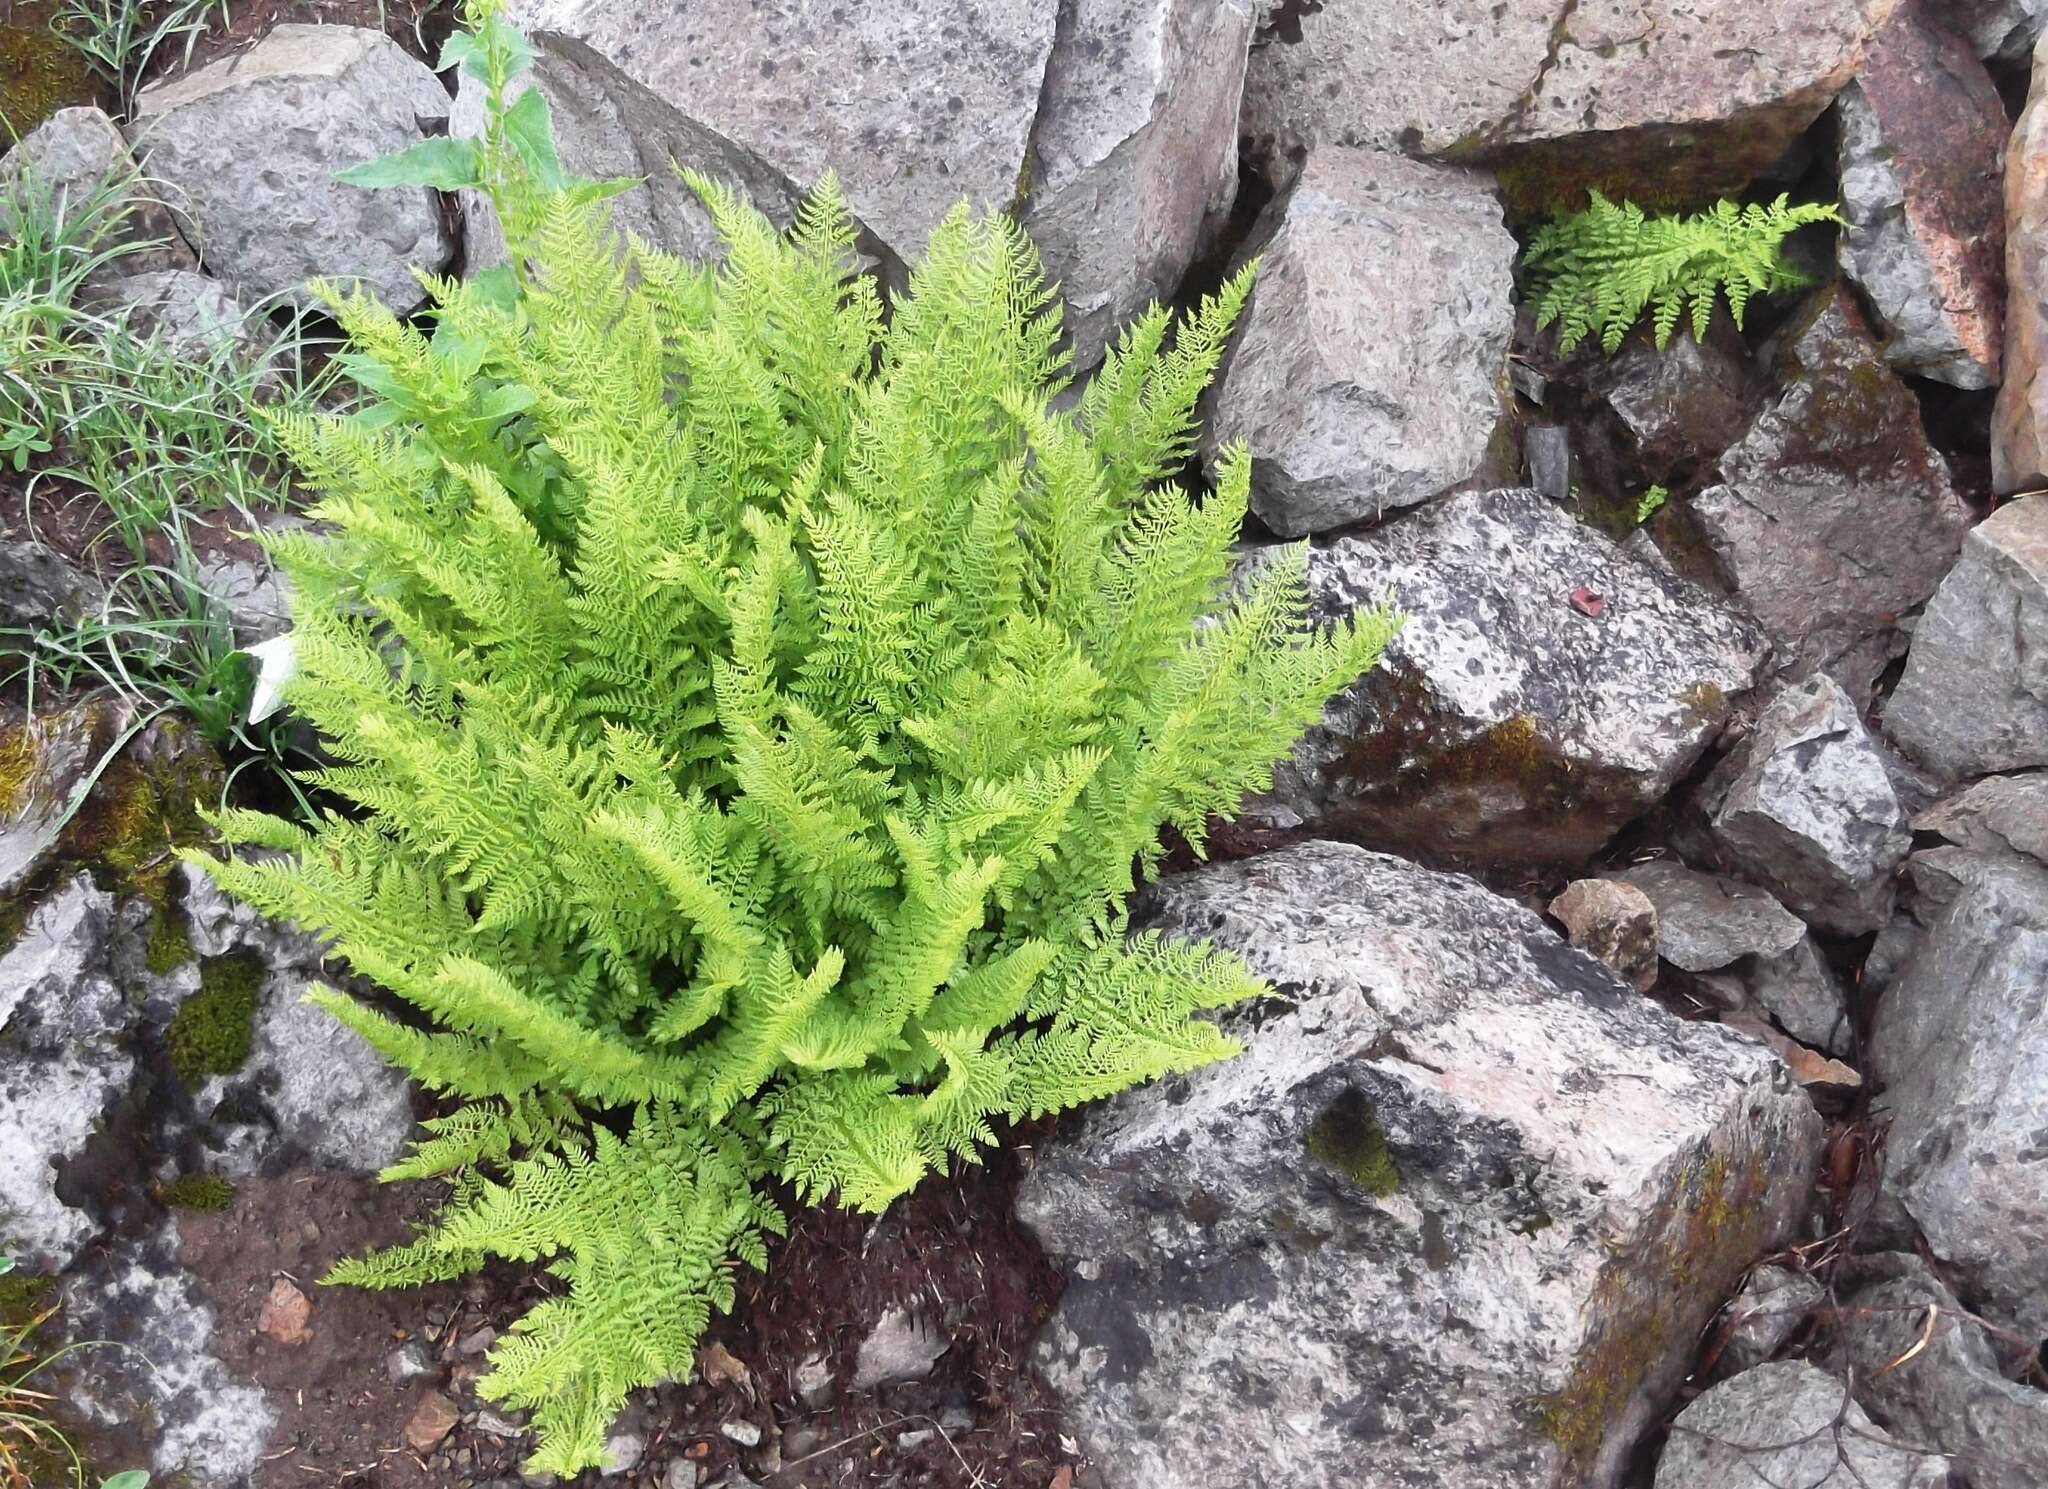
(182, 1), (1397, 1474)
(1525, 191), (1840, 355)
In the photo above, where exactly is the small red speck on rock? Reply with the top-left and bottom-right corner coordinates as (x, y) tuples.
(1568, 586), (1606, 617)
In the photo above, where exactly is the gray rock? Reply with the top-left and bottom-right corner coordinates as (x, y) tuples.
(64, 1219), (277, 1487)
(0, 878), (132, 1270)
(598, 1404), (649, 1474)
(0, 536), (105, 634)
(1748, 936), (1853, 1058)
(1548, 878), (1660, 992)
(387, 1340), (435, 1384)
(1716, 1264), (1825, 1377)
(1700, 675), (1911, 935)
(507, 0), (1058, 269)
(178, 864), (415, 1175)
(1655, 1361), (1950, 1489)
(1202, 146), (1514, 536)
(1612, 862), (1806, 974)
(80, 268), (277, 367)
(1956, 0), (2046, 63)
(449, 30), (813, 274)
(719, 1420), (762, 1448)
(1243, 0), (1889, 206)
(1021, 0), (1254, 364)
(1884, 495), (2048, 778)
(793, 1349), (835, 1409)
(1836, 0), (2007, 390)
(1913, 773), (2048, 865)
(0, 105), (193, 281)
(1685, 291), (1970, 706)
(1019, 841), (1822, 1489)
(1242, 488), (1767, 868)
(1870, 845), (2048, 1338)
(1525, 425), (1573, 502)
(0, 696), (120, 896)
(189, 548), (292, 649)
(1830, 1253), (2048, 1489)
(128, 25), (454, 314)
(662, 1463), (702, 1489)
(1588, 325), (1755, 490)
(850, 1306), (948, 1390)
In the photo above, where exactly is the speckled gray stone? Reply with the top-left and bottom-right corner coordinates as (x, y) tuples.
(1655, 1362), (1949, 1489)
(1021, 842), (1821, 1489)
(128, 25), (454, 314)
(1241, 488), (1768, 867)
(1202, 145), (1514, 536)
(1613, 861), (1807, 973)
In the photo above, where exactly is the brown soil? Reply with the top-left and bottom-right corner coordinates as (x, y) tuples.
(145, 0), (456, 86)
(168, 1142), (1077, 1489)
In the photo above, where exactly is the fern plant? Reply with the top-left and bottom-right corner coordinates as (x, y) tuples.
(184, 1), (1397, 1473)
(1524, 191), (1840, 355)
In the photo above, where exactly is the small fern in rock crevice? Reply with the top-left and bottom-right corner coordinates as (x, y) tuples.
(185, 2), (1398, 1473)
(1524, 191), (1840, 355)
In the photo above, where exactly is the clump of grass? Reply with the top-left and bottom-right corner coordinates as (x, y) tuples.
(0, 1258), (150, 1489)
(49, 0), (228, 115)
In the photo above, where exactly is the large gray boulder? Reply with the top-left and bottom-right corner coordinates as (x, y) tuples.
(1655, 1362), (1950, 1489)
(0, 878), (133, 1271)
(1698, 675), (1911, 935)
(1241, 487), (1768, 868)
(1200, 145), (1513, 536)
(1243, 0), (1893, 207)
(449, 30), (814, 273)
(1683, 291), (1970, 705)
(1020, 0), (1255, 364)
(1829, 1253), (2048, 1489)
(507, 0), (1057, 269)
(1869, 845), (2048, 1339)
(1018, 842), (1822, 1489)
(1836, 0), (2007, 389)
(128, 25), (454, 314)
(1884, 495), (2048, 778)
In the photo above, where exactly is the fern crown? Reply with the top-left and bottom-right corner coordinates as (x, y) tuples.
(188, 2), (1396, 1473)
(1524, 190), (1840, 355)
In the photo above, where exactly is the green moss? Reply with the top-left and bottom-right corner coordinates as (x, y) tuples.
(0, 724), (34, 820)
(0, 896), (28, 961)
(0, 1268), (55, 1328)
(1305, 1089), (1399, 1198)
(166, 951), (263, 1087)
(157, 1171), (234, 1210)
(0, 1), (103, 138)
(144, 902), (194, 974)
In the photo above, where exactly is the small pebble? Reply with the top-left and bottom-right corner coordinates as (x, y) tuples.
(720, 1419), (763, 1449)
(661, 1462), (702, 1489)
(458, 1325), (499, 1356)
(897, 1428), (934, 1450)
(387, 1341), (435, 1385)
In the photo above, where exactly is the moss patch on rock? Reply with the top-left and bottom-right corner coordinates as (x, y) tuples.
(167, 951), (263, 1087)
(157, 1171), (234, 1211)
(0, 1), (103, 138)
(1305, 1088), (1400, 1198)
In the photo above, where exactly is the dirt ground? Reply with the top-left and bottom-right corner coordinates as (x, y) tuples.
(167, 1138), (1077, 1489)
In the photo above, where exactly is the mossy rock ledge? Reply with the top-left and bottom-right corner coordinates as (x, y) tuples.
(1017, 841), (1822, 1489)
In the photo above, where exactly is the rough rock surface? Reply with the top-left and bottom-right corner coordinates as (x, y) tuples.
(128, 25), (454, 314)
(0, 536), (104, 634)
(0, 697), (119, 895)
(1655, 1362), (1950, 1489)
(1715, 1264), (1824, 1377)
(1201, 146), (1513, 536)
(1836, 0), (2007, 389)
(1996, 31), (2048, 495)
(1683, 290), (1970, 705)
(1747, 936), (1854, 1058)
(0, 105), (193, 280)
(1018, 842), (1822, 1489)
(449, 30), (813, 273)
(1242, 0), (1895, 205)
(1548, 878), (1660, 991)
(1699, 675), (1911, 935)
(1020, 0), (1254, 364)
(1612, 862), (1807, 974)
(1959, 0), (2048, 65)
(1913, 772), (2048, 863)
(1584, 323), (1756, 493)
(1884, 495), (2048, 776)
(1829, 1253), (2048, 1489)
(81, 268), (277, 365)
(0, 878), (131, 1270)
(1242, 488), (1767, 867)
(1869, 844), (2048, 1337)
(506, 0), (1058, 268)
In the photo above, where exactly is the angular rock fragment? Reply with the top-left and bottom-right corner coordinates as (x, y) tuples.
(0, 105), (193, 281)
(1020, 842), (1822, 1489)
(1912, 772), (2048, 864)
(1714, 1264), (1824, 1377)
(128, 25), (454, 313)
(1996, 31), (2048, 494)
(1884, 495), (2048, 776)
(1699, 675), (1912, 935)
(1655, 1362), (1950, 1489)
(1957, 0), (2047, 65)
(1549, 878), (1659, 991)
(1836, 0), (2007, 389)
(1870, 844), (2048, 1338)
(1202, 146), (1515, 536)
(1243, 0), (1894, 206)
(1683, 291), (1970, 705)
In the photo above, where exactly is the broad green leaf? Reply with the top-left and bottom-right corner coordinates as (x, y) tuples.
(338, 137), (483, 192)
